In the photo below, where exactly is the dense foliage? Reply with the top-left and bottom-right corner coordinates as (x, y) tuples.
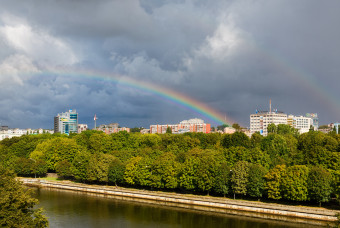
(0, 165), (48, 227)
(0, 126), (339, 205)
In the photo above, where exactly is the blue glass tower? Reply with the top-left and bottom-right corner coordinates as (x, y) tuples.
(54, 109), (78, 135)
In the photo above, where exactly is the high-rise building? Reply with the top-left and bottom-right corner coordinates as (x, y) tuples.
(306, 113), (318, 130)
(54, 109), (78, 135)
(250, 100), (287, 136)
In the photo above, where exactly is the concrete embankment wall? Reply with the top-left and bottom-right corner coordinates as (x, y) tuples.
(21, 178), (338, 226)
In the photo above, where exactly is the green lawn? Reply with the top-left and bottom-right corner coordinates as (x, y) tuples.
(38, 176), (60, 181)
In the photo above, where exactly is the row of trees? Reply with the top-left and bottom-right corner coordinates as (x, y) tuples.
(0, 126), (339, 206)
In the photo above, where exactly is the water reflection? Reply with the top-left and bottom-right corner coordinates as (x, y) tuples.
(32, 188), (322, 228)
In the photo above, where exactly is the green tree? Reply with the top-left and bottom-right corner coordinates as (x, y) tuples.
(0, 165), (49, 227)
(150, 152), (179, 189)
(277, 124), (298, 136)
(14, 157), (35, 177)
(308, 166), (332, 206)
(281, 165), (309, 201)
(140, 134), (161, 149)
(55, 160), (73, 179)
(250, 132), (263, 148)
(108, 159), (125, 186)
(302, 145), (333, 169)
(224, 146), (249, 167)
(30, 137), (83, 171)
(87, 153), (116, 183)
(261, 134), (289, 166)
(178, 156), (199, 191)
(232, 123), (241, 131)
(134, 156), (154, 187)
(247, 147), (271, 169)
(318, 125), (329, 130)
(130, 127), (143, 133)
(32, 159), (48, 178)
(247, 164), (267, 199)
(221, 134), (232, 148)
(264, 165), (286, 200)
(6, 135), (44, 158)
(230, 132), (250, 148)
(333, 170), (340, 205)
(124, 156), (142, 185)
(217, 124), (229, 131)
(231, 161), (250, 197)
(166, 127), (172, 134)
(195, 151), (218, 194)
(214, 162), (230, 197)
(71, 151), (91, 182)
(267, 123), (277, 134)
(88, 132), (107, 153)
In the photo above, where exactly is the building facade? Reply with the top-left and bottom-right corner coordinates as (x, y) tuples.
(150, 118), (211, 134)
(250, 111), (287, 136)
(0, 128), (53, 141)
(287, 115), (313, 134)
(306, 113), (318, 130)
(97, 123), (130, 134)
(78, 124), (88, 133)
(224, 127), (236, 134)
(54, 109), (78, 135)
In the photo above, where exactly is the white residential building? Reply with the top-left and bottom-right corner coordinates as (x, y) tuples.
(287, 115), (313, 134)
(0, 128), (53, 141)
(250, 111), (288, 136)
(0, 129), (24, 140)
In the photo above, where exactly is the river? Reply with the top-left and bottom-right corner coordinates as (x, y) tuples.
(32, 187), (323, 228)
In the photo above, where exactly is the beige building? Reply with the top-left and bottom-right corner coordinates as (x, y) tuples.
(78, 124), (88, 133)
(97, 123), (130, 134)
(150, 118), (211, 134)
(223, 127), (236, 134)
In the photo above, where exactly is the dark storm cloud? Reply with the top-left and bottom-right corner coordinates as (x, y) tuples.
(0, 0), (340, 129)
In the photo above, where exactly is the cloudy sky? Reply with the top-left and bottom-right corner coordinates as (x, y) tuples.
(0, 0), (340, 129)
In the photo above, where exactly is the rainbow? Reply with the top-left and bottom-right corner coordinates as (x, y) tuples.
(27, 68), (233, 126)
(247, 39), (340, 117)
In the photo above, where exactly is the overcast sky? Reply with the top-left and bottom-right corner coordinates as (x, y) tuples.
(0, 0), (340, 129)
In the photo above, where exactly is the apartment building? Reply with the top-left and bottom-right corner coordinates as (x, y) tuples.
(250, 111), (287, 136)
(150, 118), (211, 134)
(287, 115), (313, 134)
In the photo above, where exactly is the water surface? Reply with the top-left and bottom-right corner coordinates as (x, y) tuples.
(32, 188), (323, 228)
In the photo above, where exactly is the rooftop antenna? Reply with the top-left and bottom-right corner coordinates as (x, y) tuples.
(94, 114), (97, 130)
(269, 99), (272, 114)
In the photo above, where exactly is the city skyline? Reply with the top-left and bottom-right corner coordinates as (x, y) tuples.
(1, 1), (340, 129)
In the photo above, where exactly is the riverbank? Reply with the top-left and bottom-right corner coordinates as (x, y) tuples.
(20, 178), (339, 226)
